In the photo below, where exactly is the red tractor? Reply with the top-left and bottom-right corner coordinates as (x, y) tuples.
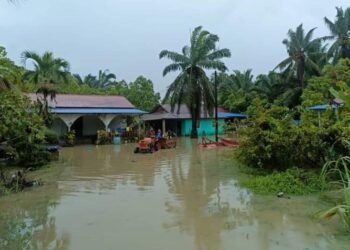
(134, 137), (159, 153)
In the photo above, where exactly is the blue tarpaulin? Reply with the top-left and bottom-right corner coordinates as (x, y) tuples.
(307, 104), (339, 110)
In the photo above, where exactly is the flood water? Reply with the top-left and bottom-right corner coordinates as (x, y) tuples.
(1, 138), (349, 250)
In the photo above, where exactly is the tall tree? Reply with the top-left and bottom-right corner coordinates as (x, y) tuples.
(0, 46), (22, 90)
(218, 70), (254, 105)
(160, 26), (231, 138)
(74, 70), (116, 89)
(324, 7), (350, 62)
(22, 51), (70, 85)
(96, 69), (116, 89)
(255, 72), (285, 103)
(22, 51), (70, 125)
(126, 76), (160, 112)
(275, 24), (325, 89)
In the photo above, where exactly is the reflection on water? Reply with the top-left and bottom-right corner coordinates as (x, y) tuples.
(0, 138), (349, 250)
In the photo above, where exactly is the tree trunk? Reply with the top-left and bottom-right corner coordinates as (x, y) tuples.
(190, 112), (198, 138)
(297, 58), (305, 89)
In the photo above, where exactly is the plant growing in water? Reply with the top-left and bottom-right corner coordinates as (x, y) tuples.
(65, 130), (76, 146)
(96, 130), (111, 145)
(318, 155), (350, 231)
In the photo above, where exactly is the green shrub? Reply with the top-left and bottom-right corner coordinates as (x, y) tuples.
(241, 168), (324, 195)
(318, 155), (350, 232)
(235, 98), (350, 170)
(96, 130), (111, 145)
(65, 130), (75, 146)
(0, 90), (50, 167)
(44, 128), (59, 144)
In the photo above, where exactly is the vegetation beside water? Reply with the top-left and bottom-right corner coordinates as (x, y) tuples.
(240, 168), (324, 195)
(1, 2), (350, 233)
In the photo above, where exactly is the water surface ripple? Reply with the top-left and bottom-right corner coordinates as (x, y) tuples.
(0, 138), (349, 250)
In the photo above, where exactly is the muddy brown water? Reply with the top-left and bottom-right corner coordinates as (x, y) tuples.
(0, 138), (349, 250)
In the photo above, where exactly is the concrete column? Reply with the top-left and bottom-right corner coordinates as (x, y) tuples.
(162, 119), (166, 135)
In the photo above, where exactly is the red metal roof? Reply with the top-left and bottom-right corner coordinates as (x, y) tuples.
(26, 93), (134, 108)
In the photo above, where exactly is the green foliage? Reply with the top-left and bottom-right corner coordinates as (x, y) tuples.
(74, 69), (117, 89)
(65, 130), (75, 146)
(126, 76), (160, 112)
(318, 155), (350, 231)
(241, 168), (324, 195)
(44, 128), (59, 144)
(0, 46), (24, 89)
(96, 130), (111, 145)
(219, 69), (259, 112)
(276, 24), (326, 89)
(324, 7), (350, 62)
(21, 51), (70, 85)
(0, 90), (49, 167)
(160, 26), (231, 137)
(224, 88), (260, 112)
(302, 58), (350, 107)
(235, 98), (350, 170)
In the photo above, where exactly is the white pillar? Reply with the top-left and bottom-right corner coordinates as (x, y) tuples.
(162, 119), (166, 135)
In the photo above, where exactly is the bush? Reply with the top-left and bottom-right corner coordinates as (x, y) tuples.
(0, 90), (50, 167)
(44, 128), (59, 144)
(96, 130), (111, 145)
(235, 98), (350, 170)
(240, 168), (324, 195)
(65, 130), (75, 146)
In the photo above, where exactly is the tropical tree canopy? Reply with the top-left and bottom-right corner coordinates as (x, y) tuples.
(21, 51), (70, 85)
(219, 69), (256, 112)
(125, 76), (160, 112)
(324, 7), (350, 62)
(73, 70), (116, 89)
(0, 46), (23, 90)
(160, 26), (231, 137)
(275, 24), (326, 89)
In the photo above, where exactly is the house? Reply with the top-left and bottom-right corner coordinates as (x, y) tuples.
(27, 93), (146, 137)
(141, 104), (246, 136)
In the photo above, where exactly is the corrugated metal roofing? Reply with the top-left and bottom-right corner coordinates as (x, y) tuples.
(142, 105), (247, 121)
(144, 104), (244, 121)
(51, 108), (146, 114)
(26, 93), (134, 108)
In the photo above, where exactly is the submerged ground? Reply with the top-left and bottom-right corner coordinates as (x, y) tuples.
(0, 138), (349, 250)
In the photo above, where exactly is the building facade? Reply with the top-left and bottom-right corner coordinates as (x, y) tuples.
(142, 104), (246, 136)
(27, 94), (145, 137)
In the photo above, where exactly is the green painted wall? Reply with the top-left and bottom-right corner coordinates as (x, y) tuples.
(181, 119), (225, 136)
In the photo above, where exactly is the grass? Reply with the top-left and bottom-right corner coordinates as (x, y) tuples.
(240, 167), (325, 195)
(317, 156), (350, 232)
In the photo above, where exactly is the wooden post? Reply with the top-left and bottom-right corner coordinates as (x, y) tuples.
(215, 71), (218, 142)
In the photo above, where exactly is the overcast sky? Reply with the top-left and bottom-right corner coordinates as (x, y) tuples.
(0, 0), (349, 95)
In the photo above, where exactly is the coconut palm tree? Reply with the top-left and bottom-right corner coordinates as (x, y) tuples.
(73, 70), (116, 89)
(275, 24), (325, 89)
(160, 26), (231, 138)
(218, 69), (254, 105)
(324, 7), (350, 63)
(230, 69), (254, 91)
(96, 69), (116, 89)
(255, 72), (285, 103)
